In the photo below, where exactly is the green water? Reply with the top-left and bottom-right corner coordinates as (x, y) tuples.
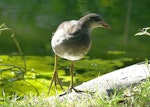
(0, 55), (132, 98)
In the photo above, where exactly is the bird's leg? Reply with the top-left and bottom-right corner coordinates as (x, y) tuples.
(48, 54), (64, 95)
(59, 61), (84, 96)
(53, 55), (64, 90)
(68, 61), (84, 92)
(68, 61), (75, 90)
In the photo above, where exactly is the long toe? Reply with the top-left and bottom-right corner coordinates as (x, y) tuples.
(56, 75), (64, 91)
(73, 88), (95, 95)
(54, 73), (64, 91)
(59, 87), (94, 97)
(59, 87), (83, 96)
(59, 87), (73, 96)
(72, 88), (84, 93)
(48, 72), (64, 95)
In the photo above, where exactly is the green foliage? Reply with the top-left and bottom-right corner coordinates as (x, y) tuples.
(0, 23), (26, 78)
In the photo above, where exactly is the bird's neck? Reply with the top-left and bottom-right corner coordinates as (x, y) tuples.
(78, 19), (92, 33)
(79, 17), (94, 32)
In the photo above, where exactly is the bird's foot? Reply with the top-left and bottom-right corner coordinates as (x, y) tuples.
(59, 87), (93, 97)
(59, 87), (80, 96)
(48, 71), (64, 95)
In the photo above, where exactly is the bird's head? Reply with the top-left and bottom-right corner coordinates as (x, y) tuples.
(79, 13), (110, 30)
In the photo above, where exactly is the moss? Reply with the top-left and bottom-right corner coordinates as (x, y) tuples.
(0, 55), (132, 98)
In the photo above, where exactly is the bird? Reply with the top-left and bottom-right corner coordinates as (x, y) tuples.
(48, 13), (110, 96)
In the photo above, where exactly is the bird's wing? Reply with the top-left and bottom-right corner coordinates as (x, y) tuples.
(56, 20), (81, 36)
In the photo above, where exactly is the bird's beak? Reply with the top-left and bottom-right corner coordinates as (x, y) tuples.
(100, 21), (111, 29)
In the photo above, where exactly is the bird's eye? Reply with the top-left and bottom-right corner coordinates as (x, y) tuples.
(95, 18), (101, 21)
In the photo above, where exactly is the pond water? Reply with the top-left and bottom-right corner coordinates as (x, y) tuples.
(0, 55), (133, 98)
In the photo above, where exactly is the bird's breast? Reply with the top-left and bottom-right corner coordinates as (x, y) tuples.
(51, 31), (91, 61)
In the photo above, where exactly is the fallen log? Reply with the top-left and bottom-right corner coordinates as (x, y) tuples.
(46, 61), (150, 102)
